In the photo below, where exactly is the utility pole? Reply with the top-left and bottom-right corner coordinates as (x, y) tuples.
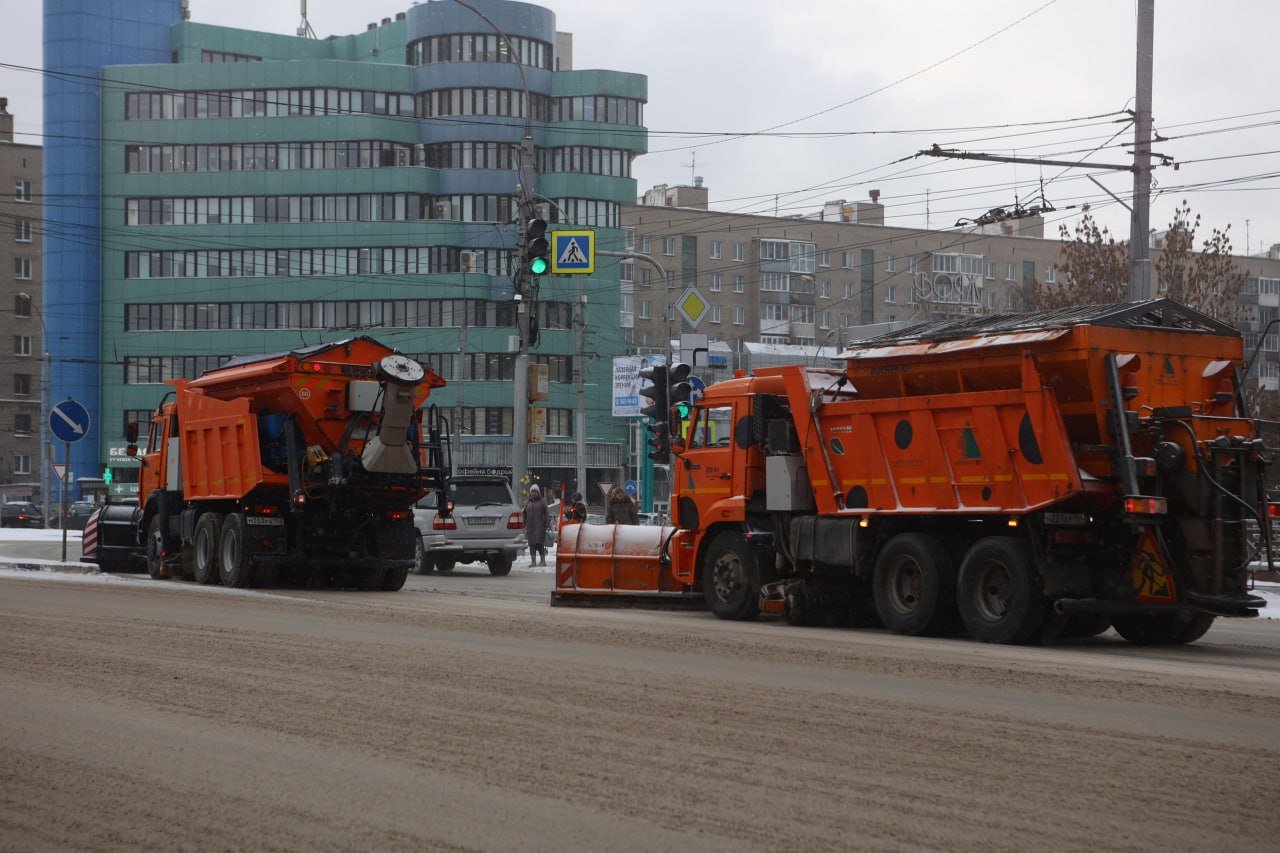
(512, 134), (537, 498)
(575, 279), (586, 496)
(1129, 0), (1155, 300)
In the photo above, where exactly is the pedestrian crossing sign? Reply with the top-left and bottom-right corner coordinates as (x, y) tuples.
(550, 230), (595, 274)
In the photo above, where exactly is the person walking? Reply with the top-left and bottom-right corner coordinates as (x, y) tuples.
(605, 486), (639, 525)
(523, 485), (550, 567)
(567, 491), (588, 523)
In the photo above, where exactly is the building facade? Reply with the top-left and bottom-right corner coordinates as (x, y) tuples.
(44, 0), (645, 499)
(0, 99), (42, 501)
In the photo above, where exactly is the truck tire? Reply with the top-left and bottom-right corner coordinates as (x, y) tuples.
(435, 558), (456, 573)
(413, 536), (432, 575)
(192, 513), (224, 585)
(702, 531), (760, 621)
(872, 533), (958, 636)
(487, 554), (514, 576)
(957, 537), (1046, 644)
(381, 562), (410, 591)
(218, 513), (255, 589)
(1111, 611), (1216, 645)
(145, 516), (167, 580)
(361, 567), (388, 591)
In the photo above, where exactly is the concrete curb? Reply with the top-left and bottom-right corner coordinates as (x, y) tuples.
(0, 559), (101, 575)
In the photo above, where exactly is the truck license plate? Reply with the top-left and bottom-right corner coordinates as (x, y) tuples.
(1043, 512), (1088, 526)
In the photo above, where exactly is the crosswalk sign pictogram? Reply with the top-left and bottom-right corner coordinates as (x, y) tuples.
(550, 230), (595, 274)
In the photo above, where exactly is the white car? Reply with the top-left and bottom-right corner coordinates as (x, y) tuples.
(412, 476), (526, 576)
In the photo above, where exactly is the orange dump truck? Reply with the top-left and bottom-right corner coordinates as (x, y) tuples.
(84, 337), (450, 591)
(555, 300), (1273, 644)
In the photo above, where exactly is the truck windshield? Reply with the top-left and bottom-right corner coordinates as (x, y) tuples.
(447, 481), (511, 506)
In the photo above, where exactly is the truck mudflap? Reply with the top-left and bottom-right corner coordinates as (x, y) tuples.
(551, 522), (700, 607)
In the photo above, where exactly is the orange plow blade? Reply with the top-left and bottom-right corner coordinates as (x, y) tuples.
(551, 523), (701, 607)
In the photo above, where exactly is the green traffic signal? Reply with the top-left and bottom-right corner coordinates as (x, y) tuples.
(530, 256), (548, 275)
(674, 401), (692, 420)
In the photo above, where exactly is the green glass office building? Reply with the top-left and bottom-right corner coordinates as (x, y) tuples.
(46, 0), (645, 497)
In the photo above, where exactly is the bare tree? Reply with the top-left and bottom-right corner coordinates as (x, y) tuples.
(1153, 200), (1245, 321)
(1034, 201), (1244, 321)
(1033, 205), (1128, 310)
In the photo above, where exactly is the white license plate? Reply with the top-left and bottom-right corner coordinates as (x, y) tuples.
(1043, 512), (1088, 526)
(466, 516), (498, 526)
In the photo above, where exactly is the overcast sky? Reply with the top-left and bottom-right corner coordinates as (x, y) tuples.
(4, 0), (1278, 256)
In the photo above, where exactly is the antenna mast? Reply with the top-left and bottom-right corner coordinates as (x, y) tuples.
(298, 0), (317, 38)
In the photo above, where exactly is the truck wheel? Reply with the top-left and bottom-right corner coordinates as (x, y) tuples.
(193, 513), (224, 585)
(1111, 611), (1216, 645)
(361, 567), (388, 590)
(872, 533), (958, 636)
(487, 554), (514, 576)
(1061, 612), (1111, 639)
(382, 562), (410, 591)
(702, 531), (760, 620)
(145, 516), (167, 580)
(413, 536), (432, 574)
(218, 513), (255, 588)
(957, 537), (1046, 644)
(434, 558), (456, 574)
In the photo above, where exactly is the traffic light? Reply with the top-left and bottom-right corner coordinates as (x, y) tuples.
(526, 218), (549, 275)
(638, 362), (670, 463)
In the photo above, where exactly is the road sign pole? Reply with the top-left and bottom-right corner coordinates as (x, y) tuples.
(61, 440), (69, 563)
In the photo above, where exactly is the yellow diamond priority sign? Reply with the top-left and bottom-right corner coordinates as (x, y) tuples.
(676, 288), (710, 328)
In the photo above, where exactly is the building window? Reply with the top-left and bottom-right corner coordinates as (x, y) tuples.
(15, 218), (32, 242)
(985, 262), (996, 280)
(14, 336), (31, 357)
(843, 282), (855, 299)
(732, 276), (745, 293)
(1005, 263), (1015, 281)
(638, 268), (652, 286)
(14, 258), (31, 280)
(840, 313), (853, 328)
(662, 237), (676, 256)
(14, 374), (31, 396)
(1046, 266), (1057, 284)
(761, 273), (788, 292)
(884, 285), (896, 304)
(14, 454), (31, 475)
(733, 307), (745, 325)
(709, 274), (722, 292)
(14, 414), (31, 437)
(732, 243), (744, 262)
(639, 235), (651, 254)
(710, 240), (722, 260)
(818, 281), (830, 298)
(986, 292), (997, 309)
(15, 181), (32, 202)
(885, 255), (896, 273)
(638, 300), (651, 320)
(819, 311), (831, 330)
(842, 251), (854, 269)
(792, 305), (814, 323)
(710, 305), (722, 323)
(819, 250), (830, 268)
(14, 294), (31, 318)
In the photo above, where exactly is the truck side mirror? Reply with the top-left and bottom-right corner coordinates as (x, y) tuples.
(125, 422), (138, 444)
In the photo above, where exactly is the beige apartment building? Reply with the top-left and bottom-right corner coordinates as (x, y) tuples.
(621, 182), (1280, 390)
(0, 98), (42, 499)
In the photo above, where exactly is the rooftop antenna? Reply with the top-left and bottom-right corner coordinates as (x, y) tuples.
(297, 0), (317, 38)
(683, 150), (697, 185)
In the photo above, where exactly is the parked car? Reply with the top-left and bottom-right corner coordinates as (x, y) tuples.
(422, 475), (526, 576)
(61, 501), (97, 531)
(1, 501), (44, 528)
(409, 490), (448, 574)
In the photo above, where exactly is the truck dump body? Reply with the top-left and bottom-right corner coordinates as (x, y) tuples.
(556, 300), (1271, 645)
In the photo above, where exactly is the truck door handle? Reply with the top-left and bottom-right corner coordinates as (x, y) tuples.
(719, 473), (732, 480)
(684, 459), (701, 469)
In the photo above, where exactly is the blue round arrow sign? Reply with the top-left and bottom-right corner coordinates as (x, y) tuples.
(49, 399), (91, 444)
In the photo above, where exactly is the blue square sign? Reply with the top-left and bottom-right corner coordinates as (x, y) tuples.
(550, 230), (595, 274)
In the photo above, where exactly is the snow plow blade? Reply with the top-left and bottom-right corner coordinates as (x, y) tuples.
(552, 522), (701, 607)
